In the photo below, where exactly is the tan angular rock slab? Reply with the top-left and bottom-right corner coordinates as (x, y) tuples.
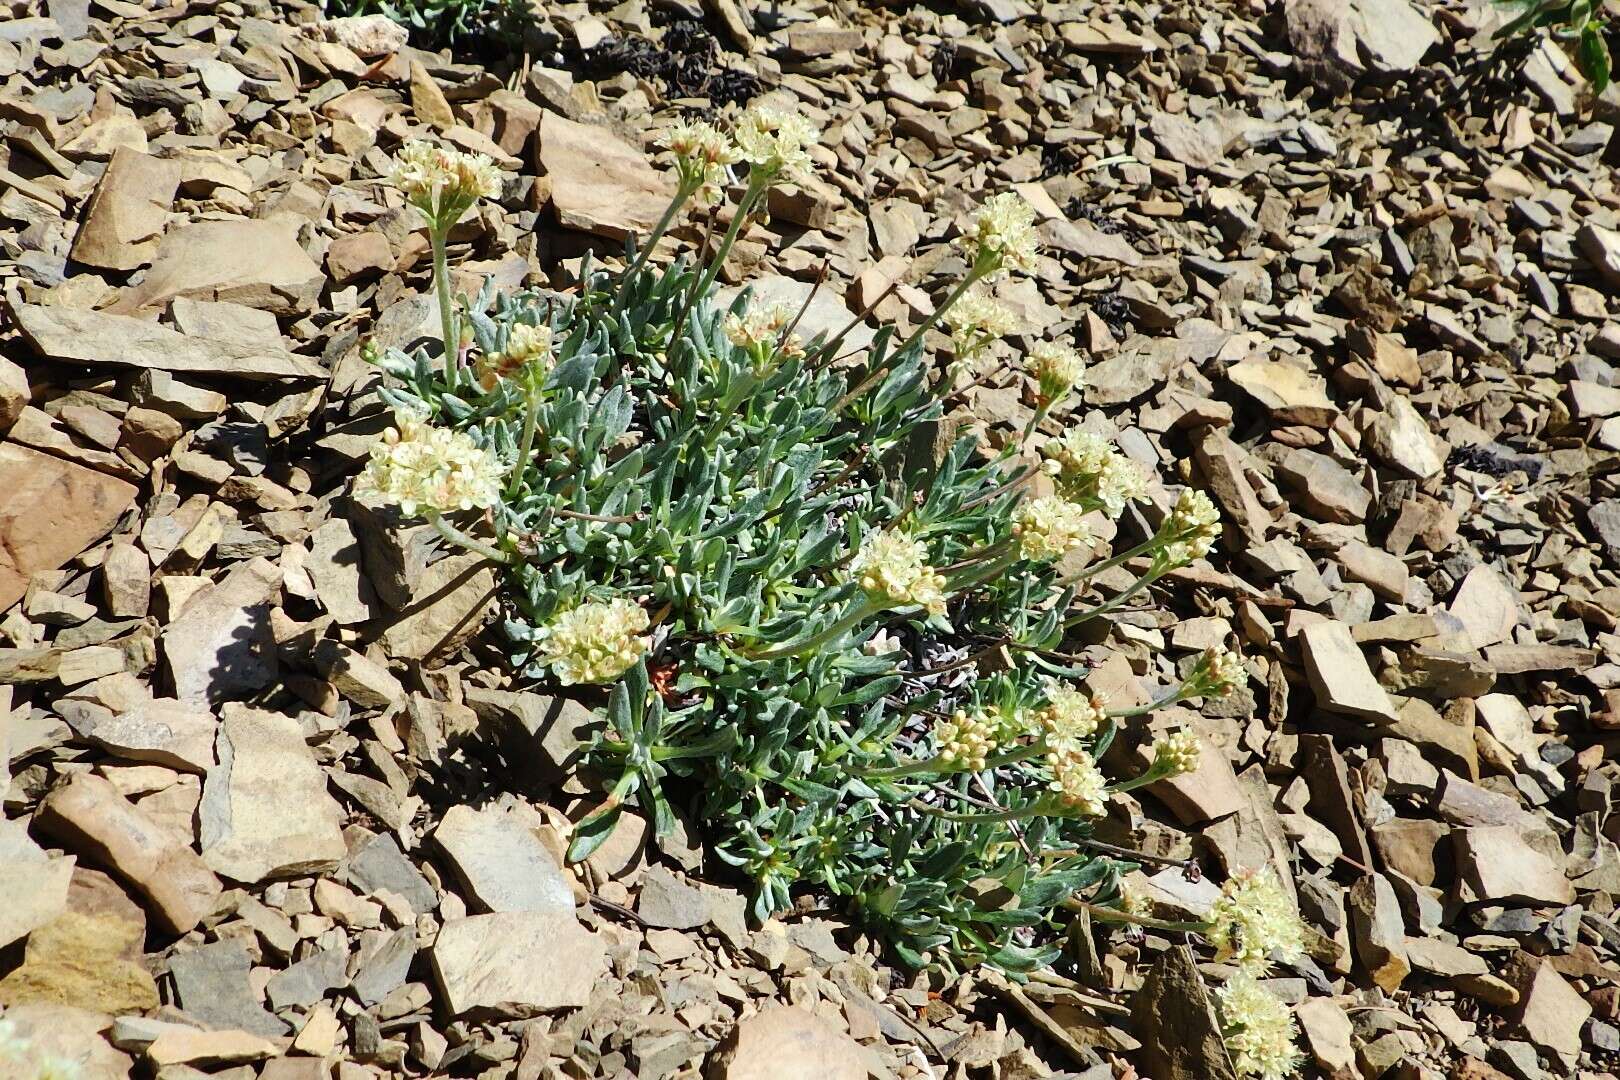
(12, 303), (324, 382)
(199, 704), (346, 883)
(0, 442), (137, 615)
(707, 1004), (869, 1080)
(537, 111), (675, 241)
(69, 146), (180, 271)
(0, 866), (160, 1014)
(35, 772), (222, 935)
(0, 817), (74, 950)
(111, 218), (324, 316)
(1300, 620), (1397, 723)
(431, 911), (606, 1016)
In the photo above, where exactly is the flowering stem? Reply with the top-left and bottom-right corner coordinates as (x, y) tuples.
(1107, 687), (1192, 719)
(430, 224), (459, 389)
(894, 264), (989, 361)
(1063, 564), (1163, 629)
(1065, 898), (1206, 932)
(859, 741), (1042, 781)
(1021, 401), (1053, 445)
(1111, 763), (1176, 794)
(507, 387), (541, 500)
(1060, 535), (1161, 586)
(910, 796), (1049, 825)
(427, 512), (509, 564)
(694, 170), (771, 298)
(620, 175), (699, 299)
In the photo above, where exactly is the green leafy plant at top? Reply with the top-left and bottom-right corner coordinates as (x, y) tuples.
(1494, 0), (1613, 92)
(321, 0), (528, 49)
(356, 117), (1306, 1077)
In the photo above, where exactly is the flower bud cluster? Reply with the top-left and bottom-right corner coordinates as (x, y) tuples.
(356, 410), (504, 518)
(476, 322), (554, 390)
(1046, 746), (1108, 816)
(934, 709), (997, 771)
(946, 288), (1018, 358)
(724, 302), (802, 361)
(539, 597), (652, 686)
(1042, 429), (1149, 518)
(734, 105), (819, 182)
(1150, 729), (1202, 777)
(1162, 488), (1221, 564)
(660, 119), (741, 205)
(1012, 495), (1093, 562)
(390, 140), (502, 221)
(1035, 682), (1107, 754)
(1029, 341), (1085, 404)
(1191, 645), (1248, 697)
(847, 532), (948, 616)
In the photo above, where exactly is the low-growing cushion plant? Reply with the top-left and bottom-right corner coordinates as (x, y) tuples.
(359, 116), (1306, 1078)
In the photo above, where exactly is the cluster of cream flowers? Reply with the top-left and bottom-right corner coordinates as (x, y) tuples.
(475, 322), (554, 390)
(934, 709), (997, 771)
(723, 302), (802, 359)
(538, 597), (652, 686)
(1192, 645), (1248, 697)
(1029, 341), (1085, 404)
(1163, 488), (1222, 564)
(1206, 868), (1306, 973)
(1042, 429), (1150, 518)
(733, 104), (819, 182)
(660, 119), (741, 205)
(1012, 494), (1093, 562)
(356, 410), (504, 518)
(848, 532), (948, 616)
(1035, 681), (1106, 755)
(1217, 973), (1304, 1080)
(946, 288), (1018, 357)
(1047, 745), (1108, 816)
(959, 192), (1040, 276)
(1150, 729), (1202, 777)
(390, 140), (502, 217)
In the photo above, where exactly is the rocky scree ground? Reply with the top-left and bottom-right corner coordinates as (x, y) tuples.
(2, 0), (1620, 1078)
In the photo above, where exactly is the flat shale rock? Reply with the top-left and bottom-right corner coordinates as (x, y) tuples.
(0, 817), (74, 950)
(430, 910), (606, 1016)
(12, 303), (325, 382)
(537, 111), (674, 241)
(35, 772), (222, 935)
(1453, 825), (1574, 906)
(708, 1004), (868, 1080)
(170, 938), (288, 1037)
(432, 802), (575, 914)
(74, 697), (216, 773)
(377, 550), (497, 660)
(114, 218), (324, 315)
(0, 442), (137, 615)
(199, 703), (346, 883)
(0, 867), (159, 1014)
(69, 146), (180, 271)
(1130, 944), (1238, 1080)
(161, 557), (281, 703)
(1300, 620), (1397, 723)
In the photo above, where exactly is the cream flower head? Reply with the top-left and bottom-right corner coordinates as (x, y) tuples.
(1193, 645), (1247, 697)
(1041, 429), (1149, 517)
(476, 322), (554, 390)
(733, 105), (819, 182)
(539, 597), (651, 686)
(1047, 746), (1108, 816)
(1150, 728), (1201, 777)
(390, 140), (502, 219)
(356, 410), (504, 518)
(1012, 494), (1093, 562)
(1217, 973), (1303, 1080)
(945, 287), (1019, 355)
(1036, 681), (1106, 754)
(959, 192), (1039, 277)
(934, 709), (997, 771)
(1206, 868), (1306, 973)
(660, 119), (740, 205)
(723, 302), (802, 359)
(847, 531), (948, 616)
(1029, 340), (1085, 404)
(1164, 488), (1221, 563)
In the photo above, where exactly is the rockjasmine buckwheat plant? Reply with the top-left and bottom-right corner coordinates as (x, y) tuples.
(360, 121), (1300, 1069)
